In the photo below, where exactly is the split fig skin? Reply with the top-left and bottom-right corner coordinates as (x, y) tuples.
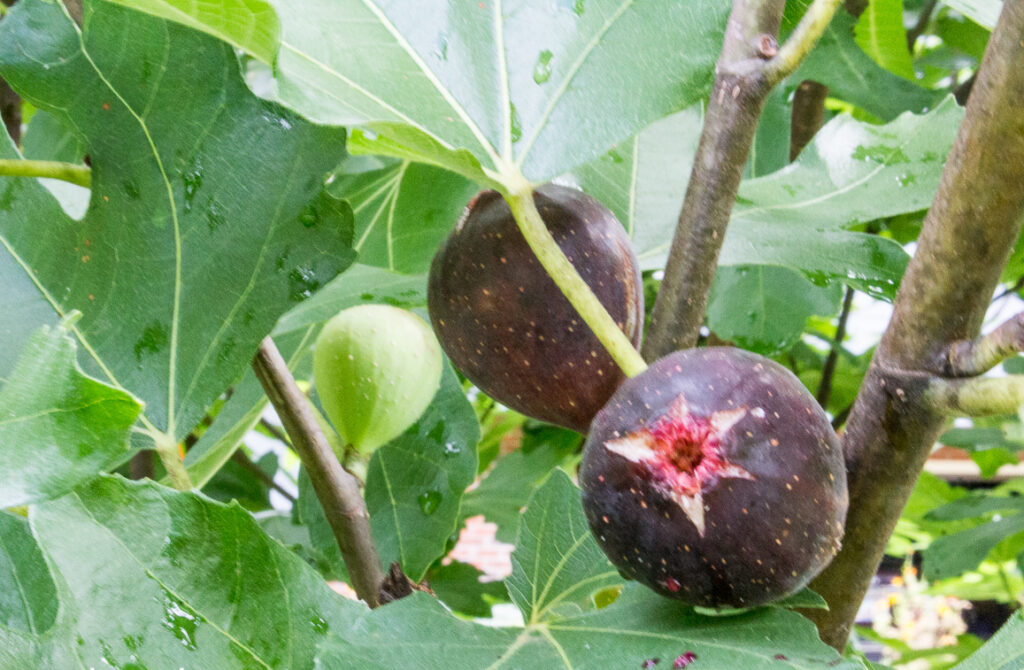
(427, 184), (643, 433)
(579, 348), (848, 609)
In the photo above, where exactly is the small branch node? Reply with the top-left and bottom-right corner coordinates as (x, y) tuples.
(757, 34), (779, 59)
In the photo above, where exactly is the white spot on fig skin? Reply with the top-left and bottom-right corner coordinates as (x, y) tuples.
(751, 407), (765, 419)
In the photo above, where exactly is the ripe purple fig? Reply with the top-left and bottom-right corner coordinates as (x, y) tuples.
(428, 184), (642, 432)
(579, 348), (847, 609)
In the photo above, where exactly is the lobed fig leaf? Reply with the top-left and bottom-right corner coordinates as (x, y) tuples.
(313, 305), (442, 454)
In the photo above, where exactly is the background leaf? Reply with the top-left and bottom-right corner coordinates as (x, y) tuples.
(952, 611), (1023, 669)
(461, 423), (581, 543)
(923, 494), (1024, 580)
(184, 326), (317, 489)
(426, 560), (509, 618)
(855, 0), (916, 80)
(718, 97), (964, 295)
(707, 265), (842, 355)
(299, 363), (478, 582)
(0, 0), (355, 439)
(314, 473), (864, 669)
(793, 9), (938, 121)
(364, 363), (479, 581)
(0, 322), (141, 507)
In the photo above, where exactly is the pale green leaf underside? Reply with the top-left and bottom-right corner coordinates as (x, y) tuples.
(268, 0), (729, 182)
(623, 97), (963, 293)
(328, 157), (480, 274)
(105, 0), (282, 64)
(943, 0), (1003, 30)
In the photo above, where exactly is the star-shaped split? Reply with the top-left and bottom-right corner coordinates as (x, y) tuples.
(604, 394), (755, 537)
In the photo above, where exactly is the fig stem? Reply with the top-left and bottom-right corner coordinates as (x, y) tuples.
(252, 336), (384, 607)
(944, 311), (1024, 377)
(0, 158), (91, 187)
(503, 182), (648, 378)
(925, 375), (1024, 417)
(148, 430), (193, 491)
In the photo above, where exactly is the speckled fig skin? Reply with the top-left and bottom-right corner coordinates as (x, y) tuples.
(579, 348), (848, 609)
(428, 184), (643, 433)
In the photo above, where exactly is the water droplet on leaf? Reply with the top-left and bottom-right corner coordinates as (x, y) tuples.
(533, 50), (553, 84)
(509, 103), (522, 144)
(418, 490), (442, 515)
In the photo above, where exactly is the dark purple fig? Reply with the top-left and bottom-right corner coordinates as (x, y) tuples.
(579, 348), (847, 608)
(428, 184), (643, 433)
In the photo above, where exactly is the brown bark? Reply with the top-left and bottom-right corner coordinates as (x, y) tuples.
(805, 0), (1024, 648)
(642, 0), (785, 359)
(252, 337), (384, 607)
(790, 80), (828, 160)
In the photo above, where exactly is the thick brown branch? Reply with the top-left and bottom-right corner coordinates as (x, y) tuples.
(945, 312), (1024, 376)
(643, 0), (785, 359)
(805, 1), (1024, 649)
(252, 337), (383, 607)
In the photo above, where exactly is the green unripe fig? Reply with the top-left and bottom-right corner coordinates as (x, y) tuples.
(313, 305), (443, 455)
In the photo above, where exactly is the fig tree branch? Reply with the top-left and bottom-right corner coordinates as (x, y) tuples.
(805, 0), (1024, 649)
(252, 336), (384, 607)
(925, 375), (1024, 417)
(945, 312), (1024, 376)
(644, 0), (841, 359)
(230, 449), (297, 503)
(790, 80), (828, 160)
(816, 287), (855, 407)
(0, 158), (90, 186)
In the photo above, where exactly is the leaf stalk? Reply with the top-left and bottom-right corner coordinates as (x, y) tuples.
(0, 158), (91, 187)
